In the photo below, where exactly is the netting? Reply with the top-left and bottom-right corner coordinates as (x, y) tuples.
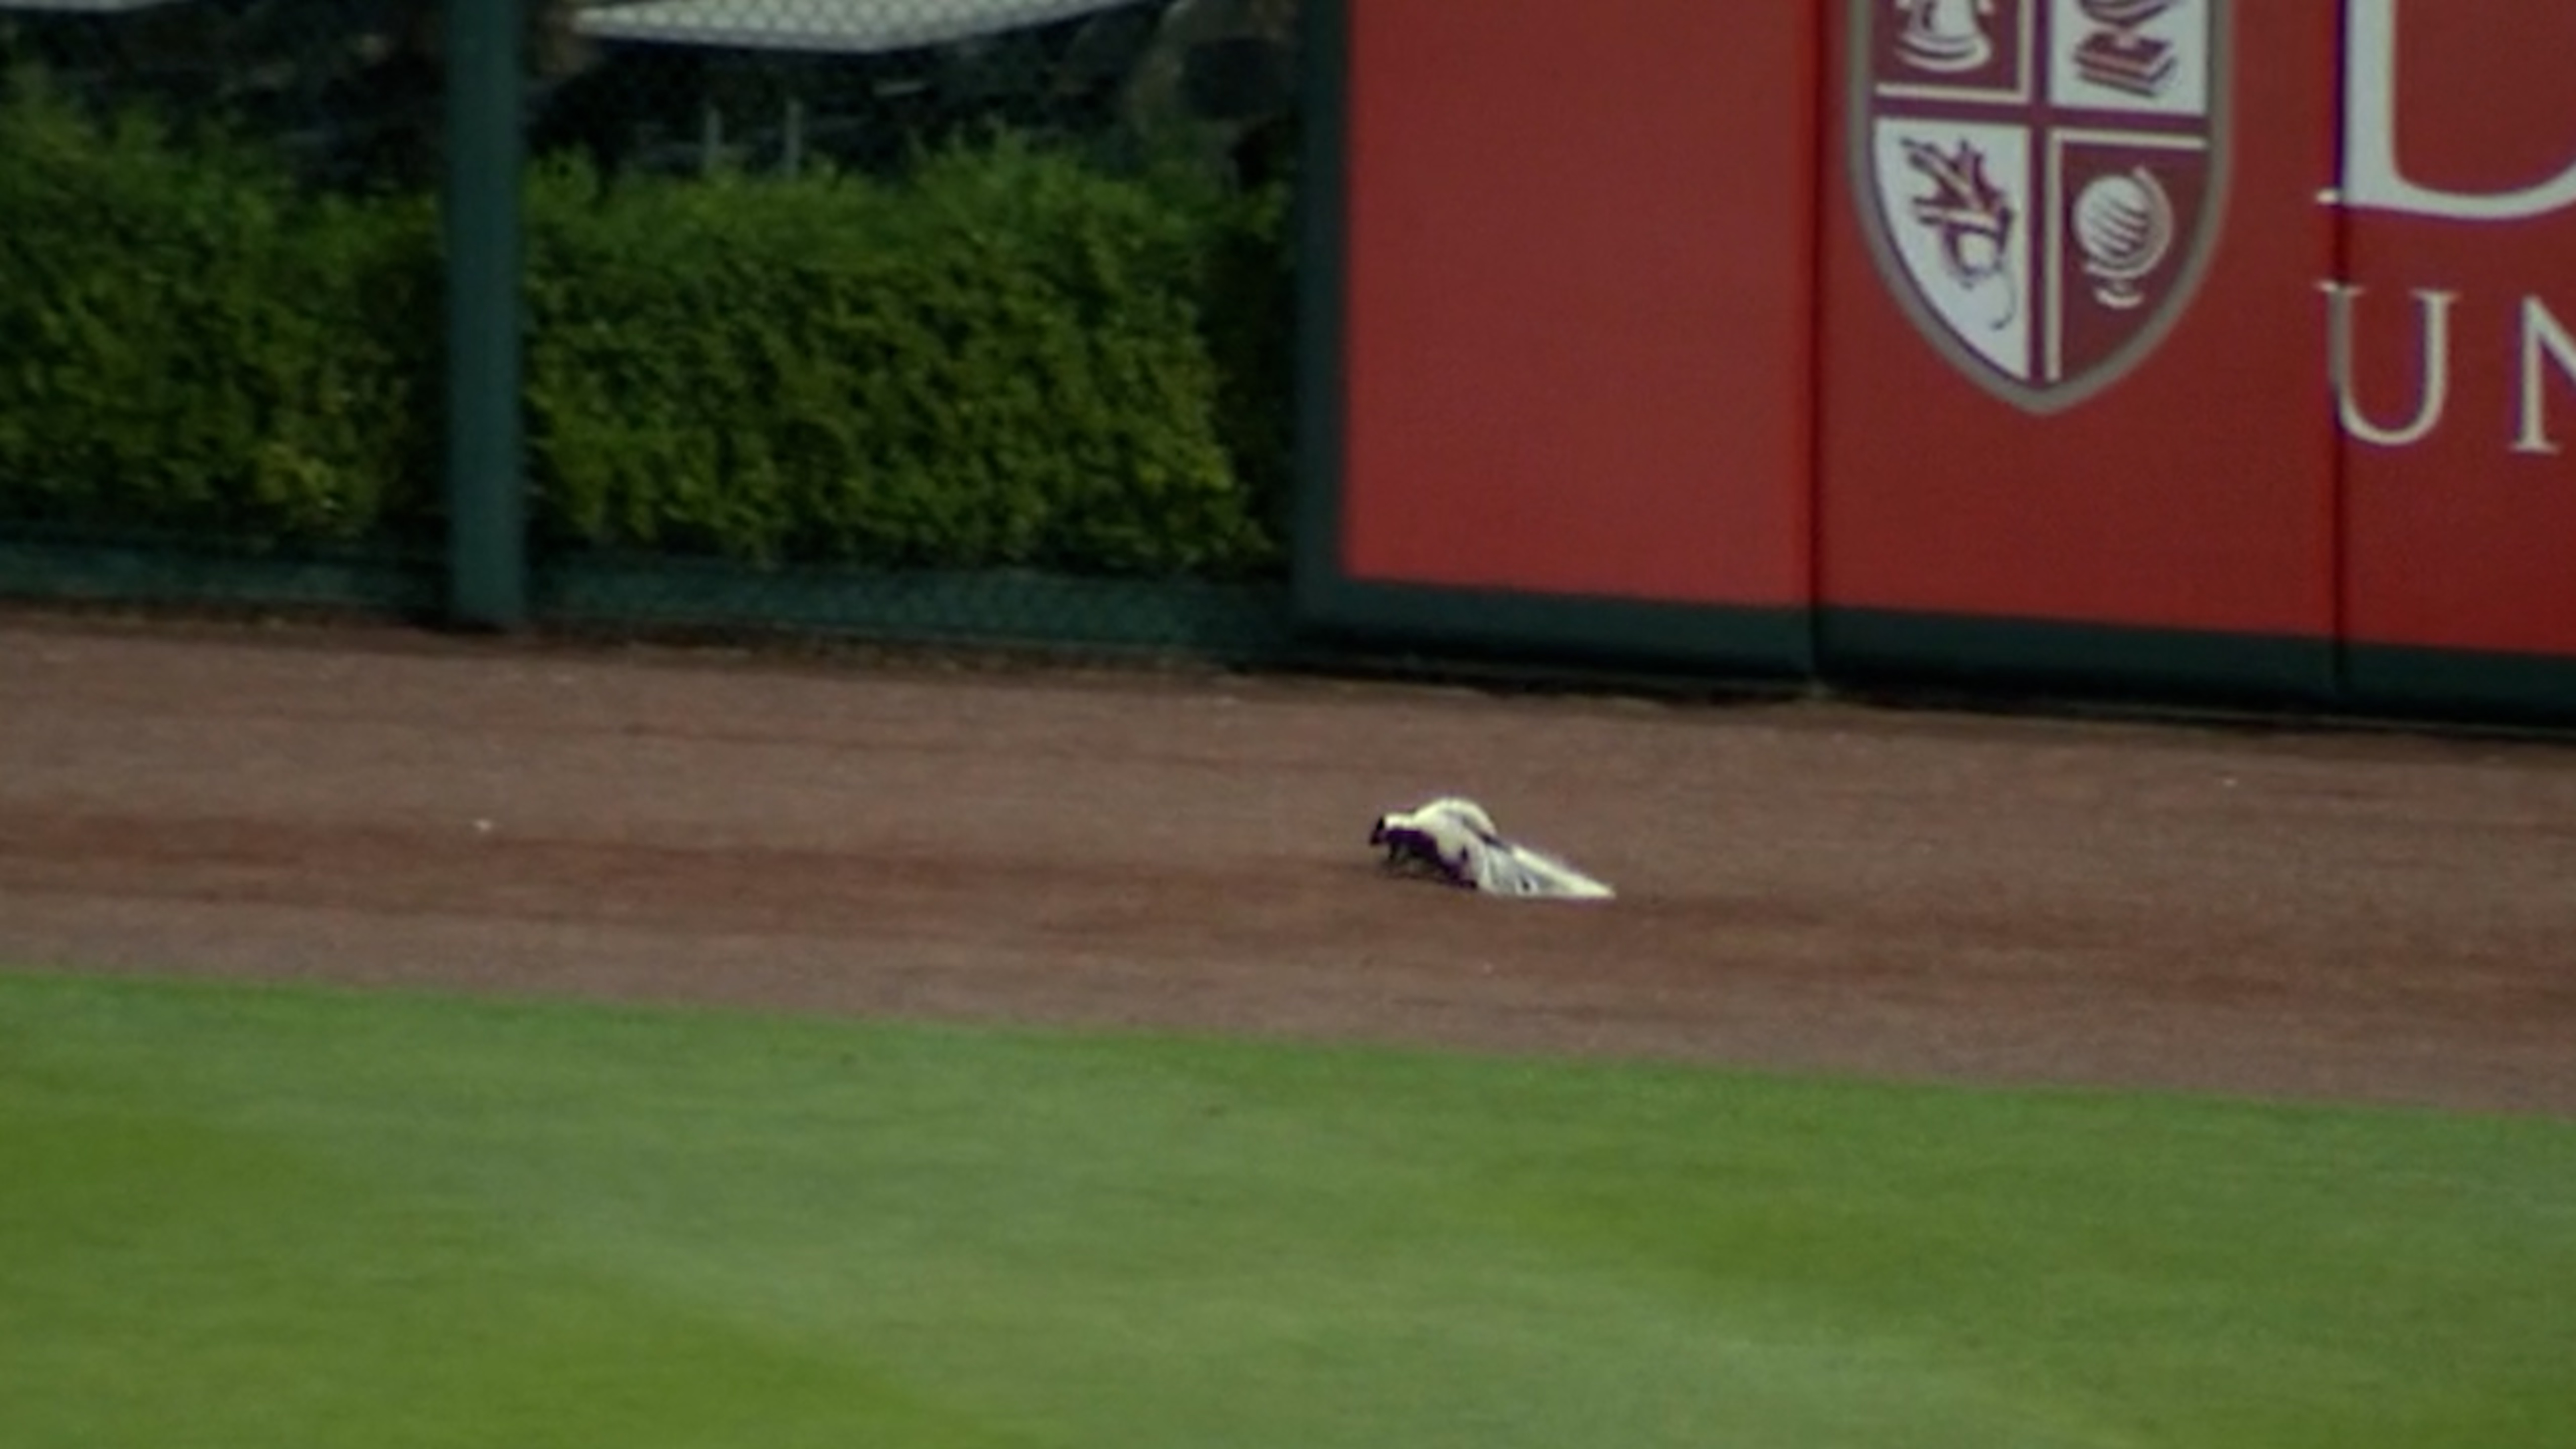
(0, 0), (450, 189)
(517, 0), (1302, 652)
(0, 0), (1304, 654)
(527, 0), (1295, 183)
(0, 0), (452, 612)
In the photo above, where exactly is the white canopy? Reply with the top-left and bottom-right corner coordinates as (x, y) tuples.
(572, 0), (1144, 56)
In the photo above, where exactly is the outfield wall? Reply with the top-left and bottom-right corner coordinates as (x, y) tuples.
(1298, 0), (2576, 723)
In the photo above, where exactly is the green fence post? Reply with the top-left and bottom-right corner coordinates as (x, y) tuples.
(443, 0), (527, 630)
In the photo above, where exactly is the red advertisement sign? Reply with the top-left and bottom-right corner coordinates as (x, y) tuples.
(1337, 0), (1815, 611)
(1820, 0), (2342, 641)
(1327, 0), (2576, 705)
(2334, 0), (2576, 658)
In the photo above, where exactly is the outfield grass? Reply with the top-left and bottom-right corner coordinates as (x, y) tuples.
(1, 969), (2568, 1449)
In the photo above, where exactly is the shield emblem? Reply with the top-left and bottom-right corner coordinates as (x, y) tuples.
(1851, 0), (2232, 412)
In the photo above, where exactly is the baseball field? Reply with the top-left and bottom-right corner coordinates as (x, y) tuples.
(4, 615), (2573, 1448)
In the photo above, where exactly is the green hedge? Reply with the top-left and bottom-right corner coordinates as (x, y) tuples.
(0, 78), (1291, 580)
(0, 77), (439, 549)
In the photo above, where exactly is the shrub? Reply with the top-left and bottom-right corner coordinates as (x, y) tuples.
(0, 74), (436, 548)
(525, 136), (1281, 579)
(0, 74), (1290, 580)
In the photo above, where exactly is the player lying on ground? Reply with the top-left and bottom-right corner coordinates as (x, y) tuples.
(1368, 796), (1615, 901)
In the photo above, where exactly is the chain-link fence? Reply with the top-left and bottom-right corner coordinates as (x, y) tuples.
(515, 0), (1302, 654)
(0, 0), (455, 613)
(0, 0), (1306, 656)
(531, 0), (1296, 184)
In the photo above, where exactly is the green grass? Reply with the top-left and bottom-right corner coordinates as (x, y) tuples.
(1, 969), (2569, 1449)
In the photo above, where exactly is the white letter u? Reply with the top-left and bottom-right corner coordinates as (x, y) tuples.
(2321, 282), (2457, 448)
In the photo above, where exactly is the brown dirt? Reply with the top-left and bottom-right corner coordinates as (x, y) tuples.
(4, 613), (2572, 1116)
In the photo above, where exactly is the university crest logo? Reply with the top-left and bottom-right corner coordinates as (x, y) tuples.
(1852, 0), (2233, 412)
